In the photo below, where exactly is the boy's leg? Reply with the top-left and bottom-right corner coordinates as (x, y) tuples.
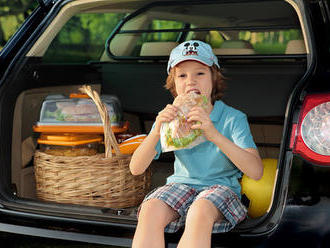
(177, 198), (223, 248)
(132, 198), (179, 248)
(178, 185), (247, 248)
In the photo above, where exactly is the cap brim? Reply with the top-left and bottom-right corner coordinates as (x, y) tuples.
(167, 56), (214, 74)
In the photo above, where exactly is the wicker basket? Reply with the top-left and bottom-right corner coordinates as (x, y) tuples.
(34, 85), (151, 208)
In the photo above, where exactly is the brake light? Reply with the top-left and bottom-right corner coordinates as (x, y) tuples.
(292, 93), (330, 166)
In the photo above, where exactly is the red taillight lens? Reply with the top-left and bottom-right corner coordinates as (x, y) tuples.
(292, 93), (330, 166)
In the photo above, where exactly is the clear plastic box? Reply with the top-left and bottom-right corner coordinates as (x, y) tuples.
(38, 94), (122, 126)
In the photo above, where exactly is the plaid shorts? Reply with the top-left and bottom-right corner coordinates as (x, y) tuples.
(138, 183), (247, 233)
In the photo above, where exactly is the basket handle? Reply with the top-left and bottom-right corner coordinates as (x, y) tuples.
(79, 85), (121, 158)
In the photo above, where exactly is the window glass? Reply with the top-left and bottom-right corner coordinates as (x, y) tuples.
(186, 30), (224, 48)
(143, 20), (184, 40)
(204, 29), (304, 54)
(43, 13), (127, 63)
(0, 1), (37, 51)
(238, 29), (303, 54)
(185, 29), (304, 54)
(108, 1), (305, 57)
(123, 20), (184, 57)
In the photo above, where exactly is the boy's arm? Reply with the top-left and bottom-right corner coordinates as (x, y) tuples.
(129, 129), (160, 175)
(129, 104), (178, 175)
(209, 132), (263, 180)
(188, 106), (263, 180)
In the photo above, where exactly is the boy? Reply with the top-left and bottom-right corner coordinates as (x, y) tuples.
(129, 40), (263, 248)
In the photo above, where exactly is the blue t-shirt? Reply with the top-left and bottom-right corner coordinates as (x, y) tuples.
(154, 100), (257, 197)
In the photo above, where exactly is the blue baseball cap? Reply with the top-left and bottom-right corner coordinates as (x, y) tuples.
(167, 40), (220, 74)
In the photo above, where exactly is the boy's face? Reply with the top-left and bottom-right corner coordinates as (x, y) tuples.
(174, 60), (213, 100)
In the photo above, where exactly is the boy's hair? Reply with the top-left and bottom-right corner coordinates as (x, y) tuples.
(165, 65), (226, 104)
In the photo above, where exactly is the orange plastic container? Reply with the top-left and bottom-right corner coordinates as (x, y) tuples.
(113, 134), (147, 154)
(33, 121), (129, 134)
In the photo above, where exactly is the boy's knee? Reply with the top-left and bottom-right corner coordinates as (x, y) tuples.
(138, 199), (178, 227)
(139, 199), (162, 219)
(186, 199), (222, 225)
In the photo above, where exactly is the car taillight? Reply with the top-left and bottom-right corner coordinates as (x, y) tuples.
(292, 93), (330, 166)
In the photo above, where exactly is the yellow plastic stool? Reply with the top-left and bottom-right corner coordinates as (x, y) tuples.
(241, 158), (278, 218)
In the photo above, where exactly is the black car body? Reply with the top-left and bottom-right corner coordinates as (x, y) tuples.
(0, 0), (329, 247)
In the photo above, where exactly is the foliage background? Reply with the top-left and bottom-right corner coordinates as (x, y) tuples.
(0, 0), (37, 50)
(1, 0), (303, 57)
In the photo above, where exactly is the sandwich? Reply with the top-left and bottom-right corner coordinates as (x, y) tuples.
(161, 92), (207, 151)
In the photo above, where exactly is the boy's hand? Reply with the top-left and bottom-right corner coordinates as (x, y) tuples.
(187, 106), (218, 141)
(154, 104), (178, 134)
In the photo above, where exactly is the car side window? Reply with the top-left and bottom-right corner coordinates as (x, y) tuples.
(42, 13), (127, 63)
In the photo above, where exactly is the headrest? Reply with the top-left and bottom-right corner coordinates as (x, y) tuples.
(212, 40), (255, 55)
(140, 42), (178, 56)
(220, 40), (253, 49)
(285, 40), (306, 54)
(213, 48), (255, 55)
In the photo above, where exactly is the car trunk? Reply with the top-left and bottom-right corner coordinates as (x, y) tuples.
(0, 0), (313, 240)
(0, 52), (306, 233)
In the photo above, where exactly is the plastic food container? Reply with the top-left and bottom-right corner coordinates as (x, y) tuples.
(116, 133), (134, 144)
(38, 133), (103, 157)
(33, 94), (128, 133)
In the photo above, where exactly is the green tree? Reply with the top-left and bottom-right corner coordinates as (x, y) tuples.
(44, 13), (127, 62)
(0, 0), (36, 50)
